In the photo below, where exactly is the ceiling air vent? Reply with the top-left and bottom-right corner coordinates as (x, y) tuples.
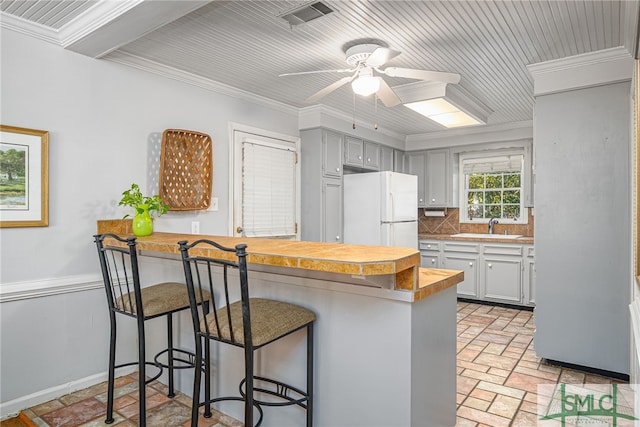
(278, 2), (334, 27)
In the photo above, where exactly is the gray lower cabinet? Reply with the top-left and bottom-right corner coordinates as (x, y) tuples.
(322, 178), (343, 243)
(441, 242), (480, 299)
(524, 246), (535, 306)
(420, 239), (534, 306)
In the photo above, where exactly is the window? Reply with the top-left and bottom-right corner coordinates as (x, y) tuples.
(459, 152), (527, 224)
(230, 124), (300, 239)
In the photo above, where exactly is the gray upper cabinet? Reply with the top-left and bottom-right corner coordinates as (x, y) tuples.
(364, 141), (380, 170)
(393, 150), (405, 173)
(323, 130), (343, 178)
(344, 137), (380, 170)
(380, 145), (394, 171)
(344, 136), (364, 168)
(426, 149), (449, 207)
(406, 151), (427, 207)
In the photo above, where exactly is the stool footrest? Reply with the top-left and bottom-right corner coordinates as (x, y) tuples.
(153, 348), (197, 370)
(197, 396), (264, 427)
(240, 376), (309, 409)
(113, 361), (163, 384)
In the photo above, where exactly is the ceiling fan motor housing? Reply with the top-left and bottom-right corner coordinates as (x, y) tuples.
(345, 43), (381, 65)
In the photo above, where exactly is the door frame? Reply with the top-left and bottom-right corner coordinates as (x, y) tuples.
(227, 122), (301, 238)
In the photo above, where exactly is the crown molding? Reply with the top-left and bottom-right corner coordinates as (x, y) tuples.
(527, 46), (634, 96)
(298, 104), (405, 146)
(0, 11), (59, 45)
(104, 50), (298, 116)
(58, 0), (143, 49)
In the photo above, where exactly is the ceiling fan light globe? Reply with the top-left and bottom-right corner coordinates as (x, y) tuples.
(352, 76), (381, 96)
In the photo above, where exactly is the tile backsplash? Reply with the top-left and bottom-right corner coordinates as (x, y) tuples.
(418, 208), (534, 237)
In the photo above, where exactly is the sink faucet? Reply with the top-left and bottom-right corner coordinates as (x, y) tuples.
(488, 217), (499, 234)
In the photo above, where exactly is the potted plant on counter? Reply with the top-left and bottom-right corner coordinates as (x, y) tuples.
(118, 183), (169, 237)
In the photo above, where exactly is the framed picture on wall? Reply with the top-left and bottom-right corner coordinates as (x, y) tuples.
(0, 125), (49, 228)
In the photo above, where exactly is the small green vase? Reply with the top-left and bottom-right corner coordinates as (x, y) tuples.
(132, 205), (153, 237)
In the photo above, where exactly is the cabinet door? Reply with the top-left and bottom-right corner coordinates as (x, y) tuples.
(322, 179), (343, 243)
(426, 149), (449, 207)
(364, 141), (380, 170)
(393, 150), (405, 173)
(380, 145), (394, 171)
(442, 253), (479, 298)
(482, 257), (522, 303)
(344, 137), (364, 167)
(406, 152), (427, 207)
(322, 130), (343, 178)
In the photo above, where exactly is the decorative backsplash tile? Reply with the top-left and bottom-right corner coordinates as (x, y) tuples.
(418, 208), (534, 237)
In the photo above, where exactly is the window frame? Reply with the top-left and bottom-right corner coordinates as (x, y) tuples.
(458, 149), (529, 225)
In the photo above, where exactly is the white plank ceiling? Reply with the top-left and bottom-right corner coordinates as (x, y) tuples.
(1, 0), (637, 137)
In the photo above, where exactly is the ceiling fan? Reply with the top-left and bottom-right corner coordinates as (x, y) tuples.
(280, 42), (461, 107)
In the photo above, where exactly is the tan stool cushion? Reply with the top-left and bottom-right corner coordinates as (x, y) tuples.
(202, 298), (316, 347)
(116, 282), (210, 318)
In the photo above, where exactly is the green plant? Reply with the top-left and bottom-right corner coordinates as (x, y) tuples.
(118, 183), (169, 218)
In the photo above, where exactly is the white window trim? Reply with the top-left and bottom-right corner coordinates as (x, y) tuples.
(228, 122), (301, 238)
(458, 148), (529, 224)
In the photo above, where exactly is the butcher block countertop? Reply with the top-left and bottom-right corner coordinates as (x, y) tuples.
(97, 220), (463, 301)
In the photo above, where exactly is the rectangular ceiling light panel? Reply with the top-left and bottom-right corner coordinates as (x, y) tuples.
(405, 99), (483, 128)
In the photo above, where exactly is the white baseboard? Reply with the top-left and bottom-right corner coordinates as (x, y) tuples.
(0, 366), (136, 421)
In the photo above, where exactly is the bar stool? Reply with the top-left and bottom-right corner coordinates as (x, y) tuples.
(178, 239), (316, 427)
(94, 233), (211, 425)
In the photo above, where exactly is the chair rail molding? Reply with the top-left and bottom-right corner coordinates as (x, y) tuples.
(0, 274), (103, 303)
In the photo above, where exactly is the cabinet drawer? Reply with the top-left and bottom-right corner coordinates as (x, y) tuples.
(483, 244), (523, 256)
(443, 242), (480, 253)
(419, 240), (441, 251)
(420, 254), (440, 268)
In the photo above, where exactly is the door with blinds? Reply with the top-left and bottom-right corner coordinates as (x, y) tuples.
(232, 130), (299, 239)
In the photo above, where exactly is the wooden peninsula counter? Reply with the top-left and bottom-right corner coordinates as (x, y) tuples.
(97, 221), (463, 426)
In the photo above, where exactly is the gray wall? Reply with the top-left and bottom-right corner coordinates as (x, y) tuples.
(0, 27), (299, 411)
(534, 81), (631, 374)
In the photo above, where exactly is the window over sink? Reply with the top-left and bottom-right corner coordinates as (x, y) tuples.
(459, 150), (528, 224)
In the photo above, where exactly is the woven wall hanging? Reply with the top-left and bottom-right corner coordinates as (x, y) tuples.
(159, 129), (212, 211)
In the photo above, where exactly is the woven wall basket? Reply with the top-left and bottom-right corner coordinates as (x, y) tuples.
(159, 129), (212, 211)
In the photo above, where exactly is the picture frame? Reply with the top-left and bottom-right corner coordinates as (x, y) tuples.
(0, 125), (49, 228)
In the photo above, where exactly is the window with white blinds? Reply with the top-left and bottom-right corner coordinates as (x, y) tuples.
(242, 139), (297, 237)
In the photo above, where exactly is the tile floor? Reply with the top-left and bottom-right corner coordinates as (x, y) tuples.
(16, 301), (627, 426)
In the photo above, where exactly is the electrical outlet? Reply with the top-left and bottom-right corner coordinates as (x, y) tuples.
(191, 221), (200, 234)
(210, 197), (219, 211)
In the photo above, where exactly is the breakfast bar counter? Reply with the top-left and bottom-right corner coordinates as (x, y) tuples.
(97, 221), (462, 426)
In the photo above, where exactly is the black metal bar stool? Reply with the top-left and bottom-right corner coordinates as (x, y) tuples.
(94, 233), (211, 426)
(179, 239), (316, 427)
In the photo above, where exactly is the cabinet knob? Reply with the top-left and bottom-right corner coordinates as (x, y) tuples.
(358, 155), (362, 160)
(367, 157), (371, 162)
(419, 198), (424, 202)
(431, 259), (436, 264)
(469, 262), (473, 267)
(336, 167), (340, 172)
(488, 263), (493, 268)
(427, 245), (431, 249)
(431, 198), (436, 202)
(336, 235), (340, 241)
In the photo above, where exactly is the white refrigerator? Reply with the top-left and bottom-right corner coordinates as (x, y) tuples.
(343, 171), (418, 249)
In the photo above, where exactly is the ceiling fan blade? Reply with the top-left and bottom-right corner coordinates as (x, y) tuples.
(376, 79), (402, 107)
(304, 75), (355, 104)
(365, 47), (401, 68)
(383, 67), (461, 84)
(279, 68), (354, 77)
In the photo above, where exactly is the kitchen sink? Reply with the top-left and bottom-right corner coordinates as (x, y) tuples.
(451, 233), (523, 239)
